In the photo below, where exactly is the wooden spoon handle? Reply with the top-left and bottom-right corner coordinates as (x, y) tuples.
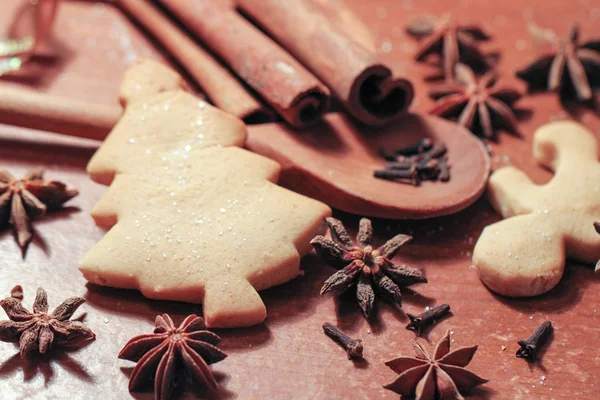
(0, 84), (120, 140)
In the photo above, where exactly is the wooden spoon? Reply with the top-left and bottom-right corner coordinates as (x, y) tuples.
(0, 85), (489, 219)
(247, 113), (490, 219)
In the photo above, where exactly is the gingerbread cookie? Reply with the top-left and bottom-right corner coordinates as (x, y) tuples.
(119, 58), (186, 106)
(81, 59), (331, 328)
(473, 121), (600, 297)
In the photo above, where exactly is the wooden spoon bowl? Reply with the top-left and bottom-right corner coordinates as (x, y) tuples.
(247, 113), (490, 219)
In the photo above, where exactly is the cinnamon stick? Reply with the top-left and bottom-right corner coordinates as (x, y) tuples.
(0, 83), (120, 140)
(158, 0), (330, 128)
(116, 0), (272, 124)
(237, 0), (414, 127)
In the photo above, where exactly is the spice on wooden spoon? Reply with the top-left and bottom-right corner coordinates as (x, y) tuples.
(376, 139), (450, 185)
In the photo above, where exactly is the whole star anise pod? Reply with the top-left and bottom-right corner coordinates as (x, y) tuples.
(406, 14), (491, 80)
(119, 314), (227, 400)
(310, 217), (427, 317)
(0, 286), (95, 358)
(0, 168), (78, 251)
(516, 23), (600, 102)
(384, 330), (488, 399)
(429, 63), (522, 138)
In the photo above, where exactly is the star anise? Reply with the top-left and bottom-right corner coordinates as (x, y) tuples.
(516, 23), (600, 102)
(429, 63), (522, 138)
(119, 314), (227, 400)
(0, 168), (78, 251)
(384, 330), (488, 399)
(406, 14), (491, 80)
(310, 217), (427, 317)
(0, 286), (95, 358)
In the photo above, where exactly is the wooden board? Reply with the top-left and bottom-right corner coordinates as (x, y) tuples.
(0, 0), (599, 399)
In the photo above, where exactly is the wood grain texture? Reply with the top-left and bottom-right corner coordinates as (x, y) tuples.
(0, 0), (599, 399)
(0, 84), (119, 140)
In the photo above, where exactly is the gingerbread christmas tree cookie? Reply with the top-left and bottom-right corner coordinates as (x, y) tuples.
(81, 59), (331, 328)
(473, 121), (600, 296)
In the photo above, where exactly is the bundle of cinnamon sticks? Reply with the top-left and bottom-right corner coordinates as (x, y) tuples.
(119, 0), (414, 128)
(0, 0), (415, 135)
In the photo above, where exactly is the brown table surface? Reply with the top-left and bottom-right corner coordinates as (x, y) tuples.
(1, 0), (599, 399)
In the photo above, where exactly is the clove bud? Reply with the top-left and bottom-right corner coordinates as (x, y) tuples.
(516, 321), (553, 362)
(406, 304), (451, 336)
(322, 322), (364, 360)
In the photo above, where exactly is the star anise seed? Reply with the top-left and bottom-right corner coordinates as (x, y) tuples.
(0, 169), (78, 251)
(0, 286), (94, 358)
(407, 14), (492, 80)
(429, 63), (522, 138)
(516, 23), (600, 102)
(311, 217), (427, 318)
(384, 330), (488, 399)
(119, 314), (227, 400)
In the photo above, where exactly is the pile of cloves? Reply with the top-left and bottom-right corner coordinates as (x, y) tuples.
(375, 138), (450, 185)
